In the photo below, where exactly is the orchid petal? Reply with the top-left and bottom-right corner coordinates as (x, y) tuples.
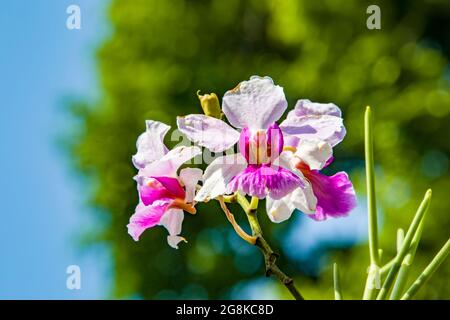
(132, 120), (170, 169)
(138, 177), (175, 206)
(266, 182), (317, 223)
(222, 76), (287, 130)
(152, 176), (186, 200)
(281, 98), (346, 148)
(194, 154), (247, 202)
(141, 146), (201, 177)
(287, 99), (342, 118)
(227, 164), (303, 200)
(127, 200), (172, 241)
(295, 139), (333, 170)
(304, 170), (357, 221)
(179, 167), (203, 203)
(177, 115), (240, 152)
(159, 208), (186, 249)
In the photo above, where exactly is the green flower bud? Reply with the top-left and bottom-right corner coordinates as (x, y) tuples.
(197, 90), (222, 119)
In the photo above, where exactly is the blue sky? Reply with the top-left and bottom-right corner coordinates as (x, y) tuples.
(0, 0), (110, 299)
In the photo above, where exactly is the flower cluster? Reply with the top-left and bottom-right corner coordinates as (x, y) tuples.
(127, 76), (356, 248)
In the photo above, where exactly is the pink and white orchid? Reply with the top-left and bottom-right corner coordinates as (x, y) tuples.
(177, 76), (355, 222)
(127, 120), (202, 249)
(267, 99), (356, 222)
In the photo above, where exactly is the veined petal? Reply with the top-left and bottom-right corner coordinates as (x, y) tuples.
(194, 154), (247, 202)
(159, 208), (186, 249)
(222, 76), (287, 130)
(295, 139), (333, 170)
(266, 183), (317, 223)
(179, 167), (203, 203)
(227, 164), (303, 200)
(280, 114), (346, 147)
(141, 146), (202, 177)
(287, 99), (342, 118)
(132, 120), (170, 169)
(138, 177), (175, 206)
(303, 170), (357, 221)
(152, 176), (186, 200)
(177, 115), (240, 152)
(127, 200), (172, 241)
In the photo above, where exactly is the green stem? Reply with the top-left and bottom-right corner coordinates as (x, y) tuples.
(333, 263), (343, 300)
(240, 195), (304, 300)
(389, 216), (426, 299)
(376, 189), (432, 300)
(401, 238), (450, 300)
(363, 106), (380, 299)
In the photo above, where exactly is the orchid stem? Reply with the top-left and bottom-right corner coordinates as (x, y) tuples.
(363, 106), (380, 300)
(401, 238), (450, 300)
(239, 194), (304, 300)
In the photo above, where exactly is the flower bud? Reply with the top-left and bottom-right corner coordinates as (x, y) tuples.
(197, 90), (222, 119)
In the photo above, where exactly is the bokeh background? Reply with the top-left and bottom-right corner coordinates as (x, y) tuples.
(1, 0), (449, 299)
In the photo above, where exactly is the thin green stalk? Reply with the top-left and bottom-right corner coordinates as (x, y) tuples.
(333, 263), (343, 300)
(380, 258), (395, 277)
(397, 229), (404, 253)
(389, 216), (426, 299)
(401, 238), (450, 300)
(363, 106), (380, 300)
(376, 189), (432, 299)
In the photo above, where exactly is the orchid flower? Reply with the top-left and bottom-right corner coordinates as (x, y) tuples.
(266, 99), (357, 222)
(127, 120), (202, 249)
(177, 76), (355, 222)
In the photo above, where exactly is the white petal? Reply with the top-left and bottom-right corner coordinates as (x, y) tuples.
(280, 114), (346, 147)
(141, 146), (202, 177)
(287, 99), (342, 118)
(132, 120), (170, 168)
(179, 167), (203, 203)
(194, 154), (247, 202)
(222, 76), (287, 130)
(159, 208), (186, 249)
(177, 115), (240, 152)
(266, 196), (295, 223)
(167, 235), (187, 249)
(266, 182), (317, 223)
(272, 151), (318, 215)
(295, 139), (332, 170)
(289, 182), (317, 214)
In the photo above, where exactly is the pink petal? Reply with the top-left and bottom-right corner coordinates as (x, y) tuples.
(177, 115), (240, 152)
(222, 76), (287, 130)
(304, 170), (356, 221)
(127, 200), (172, 241)
(239, 123), (284, 165)
(139, 178), (174, 206)
(228, 164), (303, 200)
(153, 176), (186, 200)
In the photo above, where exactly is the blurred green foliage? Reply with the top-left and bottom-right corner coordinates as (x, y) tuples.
(69, 0), (450, 299)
